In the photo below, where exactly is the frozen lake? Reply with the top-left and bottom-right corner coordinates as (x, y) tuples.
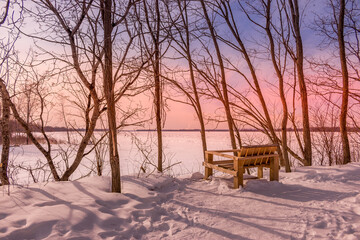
(4, 130), (357, 184)
(6, 131), (271, 184)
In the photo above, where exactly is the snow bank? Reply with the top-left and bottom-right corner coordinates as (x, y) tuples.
(1, 163), (360, 239)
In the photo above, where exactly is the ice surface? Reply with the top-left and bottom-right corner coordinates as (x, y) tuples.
(4, 131), (325, 185)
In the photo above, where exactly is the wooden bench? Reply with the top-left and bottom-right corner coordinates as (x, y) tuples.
(203, 144), (279, 188)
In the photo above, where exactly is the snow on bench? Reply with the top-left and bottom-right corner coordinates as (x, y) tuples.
(203, 144), (280, 188)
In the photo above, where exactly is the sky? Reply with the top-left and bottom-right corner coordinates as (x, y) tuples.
(0, 0), (351, 130)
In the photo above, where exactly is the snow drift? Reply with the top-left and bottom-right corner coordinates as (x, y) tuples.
(1, 163), (360, 239)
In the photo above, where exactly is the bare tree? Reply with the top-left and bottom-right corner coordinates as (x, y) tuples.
(311, 99), (341, 166)
(312, 0), (359, 165)
(101, 0), (120, 191)
(101, 0), (130, 192)
(0, 78), (61, 180)
(337, 0), (351, 164)
(150, 0), (163, 172)
(164, 0), (208, 158)
(0, 0), (22, 185)
(135, 0), (172, 172)
(12, 0), (104, 181)
(265, 0), (291, 171)
(203, 1), (291, 167)
(235, 0), (292, 171)
(27, 1), (141, 191)
(284, 0), (312, 165)
(199, 0), (237, 150)
(0, 88), (10, 185)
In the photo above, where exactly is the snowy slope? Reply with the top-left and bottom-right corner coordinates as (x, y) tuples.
(1, 163), (360, 240)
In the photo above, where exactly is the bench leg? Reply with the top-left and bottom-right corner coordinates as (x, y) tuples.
(234, 158), (243, 188)
(234, 168), (243, 188)
(258, 167), (263, 179)
(204, 152), (213, 180)
(204, 167), (213, 180)
(270, 156), (279, 181)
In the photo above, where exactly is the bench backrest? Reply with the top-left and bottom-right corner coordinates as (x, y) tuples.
(238, 144), (278, 166)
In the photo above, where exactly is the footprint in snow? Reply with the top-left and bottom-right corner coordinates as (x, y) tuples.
(12, 219), (27, 228)
(313, 220), (328, 229)
(352, 206), (360, 216)
(95, 199), (129, 209)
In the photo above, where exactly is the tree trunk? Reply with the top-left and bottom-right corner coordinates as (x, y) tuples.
(338, 0), (351, 164)
(189, 58), (207, 158)
(265, 0), (291, 172)
(288, 0), (312, 166)
(181, 0), (207, 158)
(154, 41), (163, 172)
(103, 0), (121, 192)
(200, 0), (237, 150)
(0, 92), (10, 185)
(142, 0), (163, 172)
(26, 89), (30, 145)
(141, 0), (164, 172)
(155, 0), (163, 173)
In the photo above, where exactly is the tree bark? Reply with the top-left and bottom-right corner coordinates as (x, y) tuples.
(26, 88), (30, 145)
(0, 0), (10, 25)
(337, 0), (351, 164)
(200, 0), (237, 150)
(152, 0), (163, 172)
(102, 0), (121, 192)
(142, 0), (163, 172)
(0, 91), (10, 185)
(179, 0), (207, 158)
(288, 0), (312, 166)
(265, 0), (291, 172)
(154, 0), (163, 172)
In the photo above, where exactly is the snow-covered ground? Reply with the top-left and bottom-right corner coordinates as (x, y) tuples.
(1, 163), (360, 240)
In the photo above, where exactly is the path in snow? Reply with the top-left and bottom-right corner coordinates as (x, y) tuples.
(1, 163), (360, 239)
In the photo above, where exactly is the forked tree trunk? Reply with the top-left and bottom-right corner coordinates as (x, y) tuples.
(3, 0), (103, 182)
(337, 0), (351, 164)
(0, 79), (61, 181)
(0, 91), (10, 185)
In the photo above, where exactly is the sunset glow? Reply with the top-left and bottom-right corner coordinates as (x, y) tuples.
(1, 0), (360, 239)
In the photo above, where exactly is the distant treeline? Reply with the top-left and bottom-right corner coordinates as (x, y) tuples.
(135, 128), (360, 133)
(2, 119), (359, 133)
(0, 119), (106, 133)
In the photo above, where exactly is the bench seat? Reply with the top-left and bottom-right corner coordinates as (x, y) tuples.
(203, 144), (280, 188)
